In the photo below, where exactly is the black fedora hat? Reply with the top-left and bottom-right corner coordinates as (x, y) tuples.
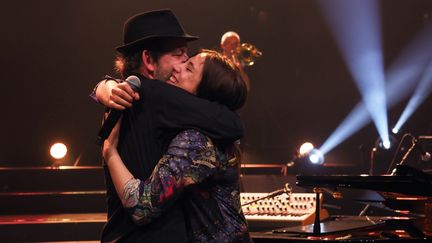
(116, 9), (199, 53)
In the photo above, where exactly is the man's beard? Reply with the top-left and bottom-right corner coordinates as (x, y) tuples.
(154, 68), (171, 82)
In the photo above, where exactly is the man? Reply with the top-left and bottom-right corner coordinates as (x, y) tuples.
(220, 31), (251, 92)
(93, 10), (244, 242)
(220, 31), (241, 66)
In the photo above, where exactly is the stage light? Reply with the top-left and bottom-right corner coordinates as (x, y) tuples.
(392, 59), (432, 133)
(299, 142), (314, 155)
(375, 135), (397, 150)
(295, 143), (325, 166)
(308, 149), (325, 165)
(382, 140), (391, 150)
(319, 103), (370, 155)
(370, 135), (398, 174)
(318, 19), (432, 156)
(50, 143), (67, 159)
(392, 127), (399, 134)
(317, 0), (390, 156)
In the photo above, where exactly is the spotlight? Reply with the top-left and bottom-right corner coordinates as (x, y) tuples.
(318, 0), (390, 157)
(382, 140), (391, 149)
(375, 139), (391, 150)
(50, 143), (67, 160)
(308, 149), (325, 165)
(319, 21), (432, 156)
(375, 135), (397, 150)
(392, 58), (432, 134)
(289, 143), (325, 174)
(392, 127), (399, 134)
(295, 143), (325, 165)
(299, 142), (314, 155)
(370, 135), (398, 175)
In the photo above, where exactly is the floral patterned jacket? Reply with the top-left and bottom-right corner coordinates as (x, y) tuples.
(122, 129), (249, 242)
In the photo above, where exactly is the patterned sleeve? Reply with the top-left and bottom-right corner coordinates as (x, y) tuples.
(122, 129), (220, 225)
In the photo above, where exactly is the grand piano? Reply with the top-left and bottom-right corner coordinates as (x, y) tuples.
(251, 165), (432, 242)
(297, 164), (432, 197)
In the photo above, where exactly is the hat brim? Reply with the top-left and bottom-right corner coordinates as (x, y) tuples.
(116, 34), (199, 53)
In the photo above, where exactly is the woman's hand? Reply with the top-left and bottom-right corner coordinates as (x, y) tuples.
(102, 118), (122, 165)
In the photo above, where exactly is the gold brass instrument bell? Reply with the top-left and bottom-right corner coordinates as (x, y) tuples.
(236, 43), (262, 66)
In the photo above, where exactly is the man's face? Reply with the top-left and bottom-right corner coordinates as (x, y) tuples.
(153, 39), (189, 81)
(167, 52), (206, 95)
(221, 35), (240, 56)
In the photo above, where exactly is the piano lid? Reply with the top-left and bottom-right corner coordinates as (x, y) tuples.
(296, 165), (432, 197)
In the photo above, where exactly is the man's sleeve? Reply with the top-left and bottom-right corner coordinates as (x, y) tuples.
(149, 81), (245, 142)
(89, 75), (122, 103)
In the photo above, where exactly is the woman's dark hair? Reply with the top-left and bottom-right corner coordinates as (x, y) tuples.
(197, 49), (248, 111)
(197, 50), (248, 165)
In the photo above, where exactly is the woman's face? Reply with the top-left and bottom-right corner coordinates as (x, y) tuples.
(167, 52), (207, 94)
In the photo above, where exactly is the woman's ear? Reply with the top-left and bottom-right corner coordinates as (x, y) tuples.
(142, 50), (156, 73)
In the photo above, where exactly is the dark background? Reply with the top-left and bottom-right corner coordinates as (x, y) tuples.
(1, 0), (432, 174)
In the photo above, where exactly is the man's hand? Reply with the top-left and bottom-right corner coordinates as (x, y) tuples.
(96, 80), (140, 110)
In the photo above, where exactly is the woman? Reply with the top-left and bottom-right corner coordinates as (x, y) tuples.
(103, 50), (250, 242)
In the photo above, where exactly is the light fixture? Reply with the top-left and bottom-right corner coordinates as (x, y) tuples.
(299, 142), (314, 155)
(50, 143), (67, 160)
(308, 149), (325, 165)
(294, 142), (325, 166)
(374, 135), (397, 150)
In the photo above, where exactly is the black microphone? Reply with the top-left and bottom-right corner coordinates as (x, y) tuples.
(241, 183), (292, 207)
(418, 136), (432, 161)
(415, 139), (431, 162)
(95, 75), (141, 146)
(266, 183), (292, 198)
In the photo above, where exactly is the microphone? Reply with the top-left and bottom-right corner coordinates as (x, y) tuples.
(241, 183), (292, 207)
(95, 75), (141, 146)
(416, 136), (432, 161)
(415, 140), (431, 162)
(266, 183), (292, 198)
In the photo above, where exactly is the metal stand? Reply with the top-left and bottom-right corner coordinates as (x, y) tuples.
(390, 137), (417, 175)
(313, 187), (322, 235)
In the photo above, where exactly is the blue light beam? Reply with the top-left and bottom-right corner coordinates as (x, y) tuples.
(320, 22), (432, 155)
(393, 59), (432, 133)
(318, 0), (390, 149)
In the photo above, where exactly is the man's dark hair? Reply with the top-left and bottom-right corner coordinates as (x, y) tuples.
(114, 40), (165, 78)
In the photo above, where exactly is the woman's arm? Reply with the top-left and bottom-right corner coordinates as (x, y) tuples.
(102, 119), (136, 206)
(103, 125), (221, 225)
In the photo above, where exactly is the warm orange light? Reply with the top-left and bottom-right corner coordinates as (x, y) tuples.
(394, 210), (411, 214)
(50, 143), (67, 159)
(299, 142), (314, 155)
(395, 197), (427, 200)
